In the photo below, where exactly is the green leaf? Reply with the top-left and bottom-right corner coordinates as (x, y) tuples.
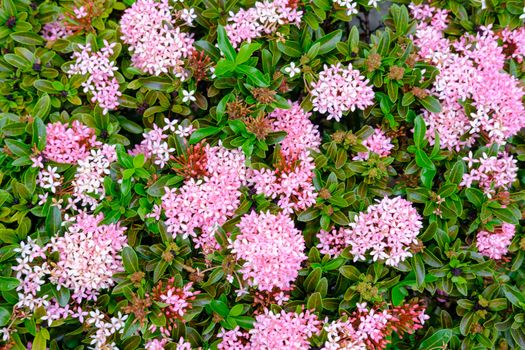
(415, 149), (434, 170)
(492, 207), (520, 225)
(10, 32), (44, 46)
(236, 42), (261, 65)
(217, 26), (236, 61)
(122, 246), (139, 273)
(303, 267), (322, 292)
(235, 65), (269, 87)
(418, 329), (453, 349)
(297, 207), (320, 222)
(211, 300), (229, 318)
(33, 93), (51, 119)
(413, 254), (425, 287)
(413, 116), (427, 149)
(419, 95), (442, 113)
(339, 265), (360, 281)
(5, 139), (31, 157)
(32, 117), (47, 151)
(229, 304), (244, 317)
(306, 292), (323, 312)
(133, 154), (145, 168)
(45, 206), (62, 236)
(277, 41), (302, 57)
(502, 285), (525, 307)
(314, 30), (342, 55)
(465, 188), (485, 207)
(0, 277), (19, 291)
(32, 330), (47, 350)
(4, 54), (31, 69)
(0, 307), (10, 327)
(448, 160), (465, 184)
(189, 126), (221, 144)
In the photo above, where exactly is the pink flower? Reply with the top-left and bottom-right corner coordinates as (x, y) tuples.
(410, 5), (525, 150)
(460, 152), (517, 197)
(120, 0), (194, 76)
(311, 63), (375, 122)
(317, 227), (352, 258)
(226, 0), (302, 48)
(161, 143), (247, 253)
(476, 223), (516, 260)
(347, 196), (423, 267)
(41, 16), (74, 41)
(67, 41), (121, 114)
(230, 211), (307, 291)
(43, 120), (98, 164)
(353, 128), (394, 161)
(218, 309), (320, 349)
(48, 212), (127, 303)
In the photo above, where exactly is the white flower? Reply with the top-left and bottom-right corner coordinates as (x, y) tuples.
(182, 89), (196, 104)
(163, 118), (178, 132)
(181, 8), (197, 26)
(520, 7), (525, 20)
(284, 62), (300, 78)
(368, 0), (379, 7)
(0, 327), (11, 342)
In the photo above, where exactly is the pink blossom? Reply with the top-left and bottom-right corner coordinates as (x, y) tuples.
(218, 309), (320, 350)
(268, 102), (321, 161)
(317, 227), (352, 258)
(311, 63), (375, 122)
(41, 16), (74, 41)
(476, 223), (516, 260)
(120, 0), (194, 76)
(129, 124), (174, 168)
(226, 0), (302, 48)
(410, 5), (525, 150)
(48, 212), (127, 303)
(353, 128), (393, 161)
(347, 196), (422, 267)
(67, 41), (121, 114)
(161, 143), (247, 253)
(43, 120), (98, 164)
(230, 211), (306, 291)
(460, 152), (517, 197)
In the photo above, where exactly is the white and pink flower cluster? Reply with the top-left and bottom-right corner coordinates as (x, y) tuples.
(42, 120), (98, 164)
(353, 128), (394, 161)
(460, 152), (518, 197)
(410, 4), (525, 151)
(476, 223), (516, 260)
(160, 143), (247, 253)
(249, 103), (320, 213)
(347, 196), (422, 266)
(48, 212), (127, 302)
(67, 41), (121, 114)
(311, 63), (375, 122)
(225, 0), (302, 48)
(230, 211), (306, 291)
(120, 0), (194, 76)
(218, 309), (320, 349)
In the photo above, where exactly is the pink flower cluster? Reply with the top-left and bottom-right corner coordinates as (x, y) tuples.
(317, 227), (352, 258)
(311, 63), (375, 122)
(270, 103), (321, 161)
(501, 27), (525, 63)
(218, 309), (320, 349)
(161, 143), (247, 253)
(42, 120), (97, 164)
(410, 4), (525, 150)
(67, 41), (121, 114)
(41, 15), (74, 41)
(151, 279), (199, 336)
(348, 196), (422, 267)
(12, 238), (50, 312)
(249, 103), (320, 213)
(69, 144), (117, 211)
(120, 0), (194, 76)
(48, 212), (127, 303)
(353, 128), (394, 161)
(460, 152), (518, 197)
(231, 211), (306, 291)
(225, 0), (302, 48)
(145, 338), (191, 350)
(130, 125), (174, 168)
(476, 223), (516, 260)
(322, 302), (428, 350)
